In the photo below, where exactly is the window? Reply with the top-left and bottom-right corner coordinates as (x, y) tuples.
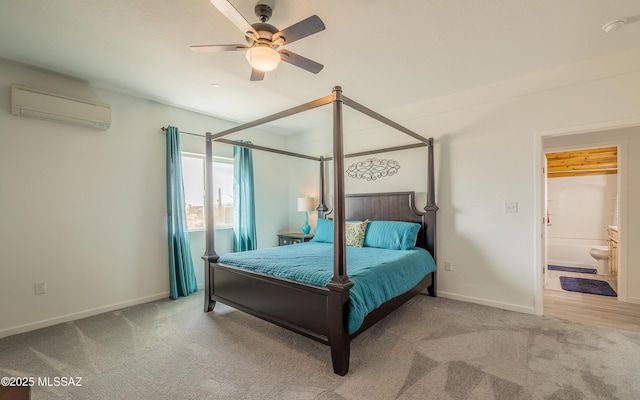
(181, 153), (234, 230)
(211, 158), (234, 228)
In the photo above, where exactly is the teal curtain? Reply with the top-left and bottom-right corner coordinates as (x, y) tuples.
(166, 126), (198, 299)
(233, 141), (257, 252)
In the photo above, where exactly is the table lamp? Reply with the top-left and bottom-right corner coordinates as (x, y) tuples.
(297, 197), (315, 234)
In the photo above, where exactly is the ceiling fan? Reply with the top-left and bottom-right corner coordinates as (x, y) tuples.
(191, 0), (325, 81)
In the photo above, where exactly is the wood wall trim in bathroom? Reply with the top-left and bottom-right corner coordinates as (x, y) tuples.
(546, 146), (617, 178)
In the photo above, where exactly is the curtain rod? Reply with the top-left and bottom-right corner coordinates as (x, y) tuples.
(160, 127), (205, 138)
(161, 126), (319, 161)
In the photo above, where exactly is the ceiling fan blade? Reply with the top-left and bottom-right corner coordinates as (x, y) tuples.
(274, 15), (325, 45)
(210, 0), (258, 39)
(250, 69), (265, 81)
(279, 50), (323, 74)
(190, 44), (248, 52)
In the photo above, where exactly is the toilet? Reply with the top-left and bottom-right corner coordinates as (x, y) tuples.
(590, 246), (610, 276)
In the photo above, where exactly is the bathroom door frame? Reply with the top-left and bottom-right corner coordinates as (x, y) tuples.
(542, 142), (619, 285)
(533, 116), (640, 315)
(542, 154), (548, 289)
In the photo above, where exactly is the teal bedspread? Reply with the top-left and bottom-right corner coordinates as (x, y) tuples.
(218, 242), (437, 334)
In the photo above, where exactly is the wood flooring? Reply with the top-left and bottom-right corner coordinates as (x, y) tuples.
(543, 270), (640, 332)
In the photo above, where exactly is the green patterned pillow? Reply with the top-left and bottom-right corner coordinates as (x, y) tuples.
(345, 220), (368, 247)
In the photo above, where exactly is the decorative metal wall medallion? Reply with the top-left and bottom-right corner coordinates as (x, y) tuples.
(346, 158), (400, 181)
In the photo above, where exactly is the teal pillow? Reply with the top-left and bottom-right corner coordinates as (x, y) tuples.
(311, 218), (333, 243)
(310, 219), (369, 246)
(363, 221), (421, 250)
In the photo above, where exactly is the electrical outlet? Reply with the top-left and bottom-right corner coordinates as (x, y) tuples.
(34, 281), (47, 295)
(444, 261), (452, 272)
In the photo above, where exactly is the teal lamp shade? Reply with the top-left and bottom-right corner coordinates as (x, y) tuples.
(297, 197), (315, 235)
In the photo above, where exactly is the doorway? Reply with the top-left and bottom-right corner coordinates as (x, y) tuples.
(543, 145), (619, 295)
(534, 119), (640, 328)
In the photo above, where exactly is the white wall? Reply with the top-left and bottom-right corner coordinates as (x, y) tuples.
(547, 175), (617, 242)
(545, 174), (617, 267)
(0, 60), (289, 337)
(285, 47), (640, 312)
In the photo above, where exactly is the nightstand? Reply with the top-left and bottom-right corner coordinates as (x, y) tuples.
(278, 233), (314, 246)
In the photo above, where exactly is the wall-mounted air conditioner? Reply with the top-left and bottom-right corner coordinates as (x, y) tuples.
(10, 84), (112, 130)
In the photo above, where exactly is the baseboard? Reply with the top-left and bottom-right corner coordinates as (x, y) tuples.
(0, 291), (170, 339)
(625, 296), (640, 305)
(547, 261), (597, 268)
(437, 291), (536, 314)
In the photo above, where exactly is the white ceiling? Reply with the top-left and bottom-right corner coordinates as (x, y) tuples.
(1, 0), (639, 132)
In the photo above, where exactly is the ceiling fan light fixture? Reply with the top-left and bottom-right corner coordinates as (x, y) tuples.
(246, 46), (281, 72)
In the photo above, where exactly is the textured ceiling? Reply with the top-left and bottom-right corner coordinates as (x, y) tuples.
(1, 0), (639, 133)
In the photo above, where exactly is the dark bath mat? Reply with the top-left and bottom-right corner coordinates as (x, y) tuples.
(559, 276), (617, 297)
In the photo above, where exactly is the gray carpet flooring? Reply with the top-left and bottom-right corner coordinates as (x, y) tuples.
(1, 293), (639, 399)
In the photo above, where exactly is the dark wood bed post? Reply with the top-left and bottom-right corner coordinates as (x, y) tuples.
(425, 138), (438, 296)
(317, 156), (328, 218)
(202, 132), (219, 312)
(326, 86), (354, 376)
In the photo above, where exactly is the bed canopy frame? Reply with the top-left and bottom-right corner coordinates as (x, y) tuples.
(202, 86), (438, 375)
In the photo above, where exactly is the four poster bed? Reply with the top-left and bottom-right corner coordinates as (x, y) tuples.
(202, 86), (438, 376)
